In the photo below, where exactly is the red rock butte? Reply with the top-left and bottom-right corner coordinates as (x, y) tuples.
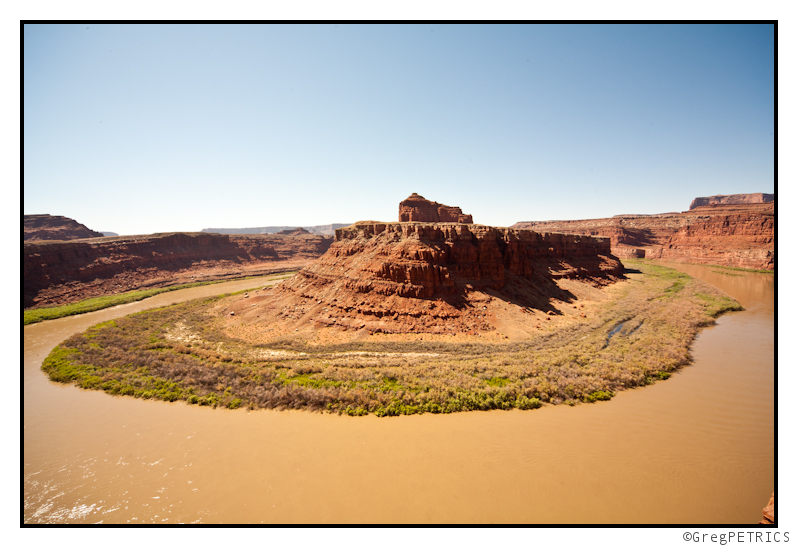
(399, 193), (473, 223)
(24, 214), (104, 241)
(223, 220), (623, 337)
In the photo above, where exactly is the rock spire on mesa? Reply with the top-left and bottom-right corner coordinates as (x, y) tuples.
(399, 193), (473, 223)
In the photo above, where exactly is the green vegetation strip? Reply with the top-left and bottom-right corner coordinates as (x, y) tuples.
(24, 272), (296, 325)
(626, 258), (773, 275)
(710, 265), (774, 275)
(42, 262), (742, 417)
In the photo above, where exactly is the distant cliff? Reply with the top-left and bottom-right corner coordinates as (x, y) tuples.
(24, 232), (333, 309)
(24, 214), (104, 241)
(512, 198), (774, 270)
(690, 193), (774, 209)
(202, 223), (350, 236)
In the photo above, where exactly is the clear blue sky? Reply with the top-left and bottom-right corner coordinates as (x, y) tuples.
(23, 23), (775, 235)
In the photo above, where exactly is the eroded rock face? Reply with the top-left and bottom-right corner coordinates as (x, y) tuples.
(690, 193), (774, 210)
(759, 493), (775, 525)
(398, 193), (473, 223)
(23, 232), (333, 308)
(24, 214), (104, 241)
(244, 221), (622, 335)
(512, 201), (774, 270)
(276, 227), (311, 235)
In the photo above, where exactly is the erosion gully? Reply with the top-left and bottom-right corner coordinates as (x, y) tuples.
(23, 264), (774, 524)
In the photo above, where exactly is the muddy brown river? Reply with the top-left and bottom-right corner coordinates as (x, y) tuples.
(23, 265), (774, 524)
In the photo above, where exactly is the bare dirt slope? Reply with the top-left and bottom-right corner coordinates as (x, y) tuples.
(214, 221), (623, 344)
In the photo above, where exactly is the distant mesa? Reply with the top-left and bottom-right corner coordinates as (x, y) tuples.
(202, 224), (349, 236)
(101, 232), (119, 237)
(399, 193), (473, 223)
(512, 193), (774, 270)
(276, 227), (311, 235)
(689, 193), (774, 210)
(24, 214), (104, 241)
(223, 194), (623, 337)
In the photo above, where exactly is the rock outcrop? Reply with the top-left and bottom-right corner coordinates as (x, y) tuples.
(512, 200), (774, 270)
(24, 232), (333, 308)
(398, 193), (473, 223)
(202, 223), (350, 235)
(232, 221), (622, 336)
(24, 214), (104, 241)
(690, 193), (774, 210)
(277, 227), (311, 235)
(759, 493), (775, 525)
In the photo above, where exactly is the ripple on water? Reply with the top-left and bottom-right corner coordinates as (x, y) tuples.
(23, 269), (773, 524)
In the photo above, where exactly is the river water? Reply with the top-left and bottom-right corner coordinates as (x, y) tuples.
(23, 265), (774, 524)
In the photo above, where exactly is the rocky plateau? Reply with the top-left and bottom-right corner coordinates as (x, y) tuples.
(512, 195), (774, 270)
(24, 231), (333, 309)
(25, 214), (104, 241)
(201, 223), (350, 235)
(690, 193), (774, 209)
(219, 219), (623, 340)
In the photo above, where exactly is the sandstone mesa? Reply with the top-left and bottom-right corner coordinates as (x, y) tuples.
(24, 192), (774, 313)
(25, 214), (104, 241)
(217, 213), (623, 340)
(689, 193), (774, 210)
(512, 194), (774, 270)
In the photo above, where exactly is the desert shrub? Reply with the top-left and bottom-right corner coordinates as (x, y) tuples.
(583, 390), (613, 403)
(40, 261), (741, 416)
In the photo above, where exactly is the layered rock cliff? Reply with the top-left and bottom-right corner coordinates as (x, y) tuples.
(233, 222), (622, 335)
(24, 232), (333, 308)
(398, 193), (473, 223)
(24, 214), (104, 241)
(202, 223), (350, 235)
(690, 193), (774, 209)
(512, 200), (774, 270)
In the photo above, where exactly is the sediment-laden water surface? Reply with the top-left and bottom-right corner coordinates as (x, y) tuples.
(23, 265), (774, 524)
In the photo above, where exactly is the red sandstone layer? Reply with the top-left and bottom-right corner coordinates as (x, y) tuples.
(398, 193), (473, 223)
(24, 232), (333, 309)
(512, 202), (774, 270)
(690, 193), (774, 210)
(225, 221), (622, 336)
(24, 214), (104, 241)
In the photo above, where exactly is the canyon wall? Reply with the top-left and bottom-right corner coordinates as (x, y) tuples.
(690, 193), (774, 209)
(512, 199), (774, 270)
(201, 223), (350, 235)
(398, 193), (474, 223)
(24, 232), (333, 308)
(24, 214), (104, 241)
(329, 222), (621, 296)
(263, 221), (622, 334)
